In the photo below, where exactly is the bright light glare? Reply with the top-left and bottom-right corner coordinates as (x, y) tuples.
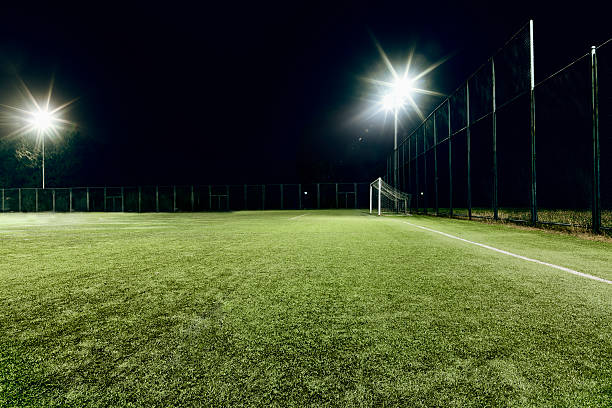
(381, 79), (413, 111)
(30, 110), (54, 130)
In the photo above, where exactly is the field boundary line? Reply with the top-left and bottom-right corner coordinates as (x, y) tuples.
(403, 221), (612, 285)
(289, 214), (308, 220)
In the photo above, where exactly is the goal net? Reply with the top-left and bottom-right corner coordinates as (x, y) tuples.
(370, 177), (411, 215)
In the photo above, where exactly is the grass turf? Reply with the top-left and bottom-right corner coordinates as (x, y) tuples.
(0, 210), (611, 407)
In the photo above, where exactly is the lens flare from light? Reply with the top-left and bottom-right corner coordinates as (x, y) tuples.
(0, 77), (77, 144)
(30, 110), (54, 131)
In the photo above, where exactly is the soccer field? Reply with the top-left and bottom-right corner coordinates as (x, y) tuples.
(1, 210), (611, 407)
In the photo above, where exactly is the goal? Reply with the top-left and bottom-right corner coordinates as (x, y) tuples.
(369, 177), (411, 215)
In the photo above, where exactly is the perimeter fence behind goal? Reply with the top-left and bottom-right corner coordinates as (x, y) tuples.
(0, 183), (370, 212)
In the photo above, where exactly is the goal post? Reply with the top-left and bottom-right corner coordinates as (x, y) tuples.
(369, 177), (411, 215)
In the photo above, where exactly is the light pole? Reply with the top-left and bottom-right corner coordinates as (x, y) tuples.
(30, 110), (55, 189)
(381, 79), (412, 190)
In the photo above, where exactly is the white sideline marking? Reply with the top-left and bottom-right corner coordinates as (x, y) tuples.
(403, 222), (612, 285)
(289, 214), (307, 220)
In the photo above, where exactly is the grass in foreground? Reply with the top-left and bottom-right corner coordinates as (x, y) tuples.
(0, 210), (611, 407)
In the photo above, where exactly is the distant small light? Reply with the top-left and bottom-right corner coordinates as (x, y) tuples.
(304, 191), (308, 195)
(420, 192), (424, 196)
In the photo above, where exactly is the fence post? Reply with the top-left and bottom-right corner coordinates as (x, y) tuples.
(369, 183), (372, 213)
(262, 185), (265, 210)
(317, 183), (320, 209)
(18, 188), (21, 212)
(434, 112), (439, 216)
(1, 188), (3, 212)
(104, 187), (107, 211)
(354, 182), (357, 209)
(402, 144), (406, 191)
(69, 188), (73, 212)
(156, 186), (160, 212)
(138, 186), (142, 213)
(335, 183), (338, 208)
(52, 189), (56, 212)
(191, 185), (194, 212)
(226, 185), (230, 210)
(121, 187), (124, 212)
(448, 100), (453, 217)
(86, 187), (90, 211)
(415, 136), (419, 212)
(298, 184), (302, 209)
(466, 82), (472, 220)
(208, 185), (212, 210)
(173, 185), (176, 212)
(492, 57), (499, 220)
(591, 45), (601, 233)
(244, 184), (249, 210)
(35, 188), (39, 212)
(529, 19), (537, 225)
(280, 184), (284, 210)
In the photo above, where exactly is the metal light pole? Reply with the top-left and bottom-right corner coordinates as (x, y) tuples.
(41, 132), (45, 189)
(394, 107), (398, 190)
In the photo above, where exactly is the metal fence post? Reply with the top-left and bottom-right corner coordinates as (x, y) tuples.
(317, 183), (320, 209)
(529, 19), (537, 225)
(173, 185), (176, 212)
(492, 57), (499, 220)
(156, 186), (160, 212)
(415, 140), (419, 212)
(466, 81), (472, 220)
(280, 184), (284, 210)
(18, 188), (21, 212)
(208, 185), (211, 210)
(244, 184), (247, 210)
(335, 183), (338, 208)
(354, 182), (357, 209)
(448, 100), (453, 217)
(138, 186), (142, 213)
(190, 185), (194, 212)
(226, 185), (230, 210)
(298, 184), (302, 209)
(104, 187), (107, 211)
(401, 144), (406, 191)
(1, 188), (3, 212)
(35, 188), (39, 212)
(434, 112), (439, 216)
(69, 188), (73, 212)
(591, 45), (601, 233)
(121, 187), (124, 212)
(52, 189), (56, 212)
(86, 187), (90, 211)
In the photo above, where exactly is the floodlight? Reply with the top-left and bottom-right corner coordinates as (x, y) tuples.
(381, 79), (413, 111)
(0, 78), (78, 189)
(31, 110), (54, 131)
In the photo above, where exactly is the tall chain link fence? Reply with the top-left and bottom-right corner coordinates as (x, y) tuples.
(387, 21), (611, 233)
(0, 183), (370, 212)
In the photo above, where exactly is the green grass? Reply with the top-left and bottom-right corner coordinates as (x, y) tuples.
(1, 210), (611, 407)
(431, 207), (612, 228)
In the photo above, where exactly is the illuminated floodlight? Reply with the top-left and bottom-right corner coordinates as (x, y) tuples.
(381, 79), (413, 111)
(29, 109), (55, 131)
(0, 77), (78, 189)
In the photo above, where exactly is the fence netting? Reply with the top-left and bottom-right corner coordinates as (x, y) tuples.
(390, 21), (611, 232)
(0, 183), (370, 213)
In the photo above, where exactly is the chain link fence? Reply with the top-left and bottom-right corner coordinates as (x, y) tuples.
(387, 21), (611, 233)
(0, 183), (369, 213)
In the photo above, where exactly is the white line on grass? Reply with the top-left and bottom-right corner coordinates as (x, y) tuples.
(403, 221), (612, 285)
(289, 214), (308, 220)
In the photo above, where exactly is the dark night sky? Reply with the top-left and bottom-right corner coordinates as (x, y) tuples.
(0, 1), (609, 186)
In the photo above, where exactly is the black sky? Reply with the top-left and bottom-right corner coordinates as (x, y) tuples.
(0, 1), (609, 186)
